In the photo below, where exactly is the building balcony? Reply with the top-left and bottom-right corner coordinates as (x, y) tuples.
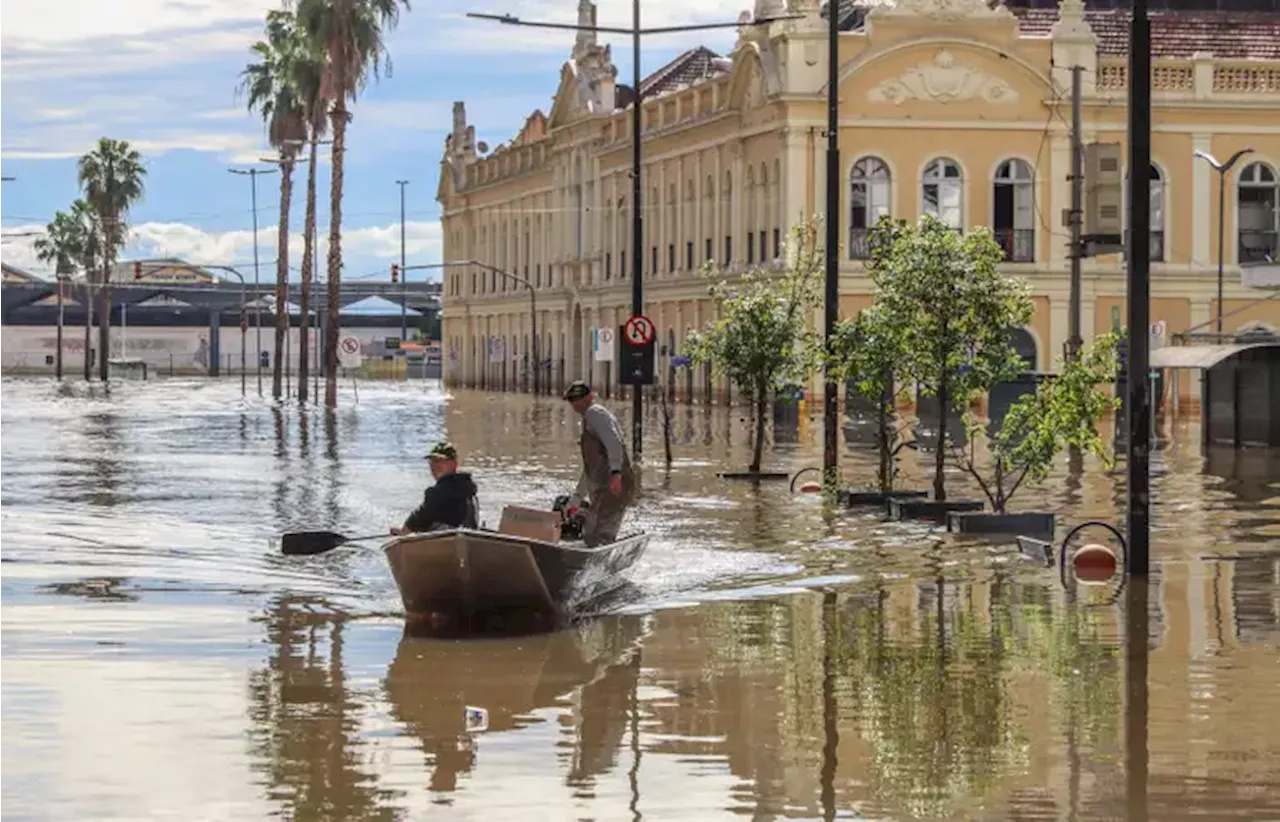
(1095, 56), (1280, 101)
(993, 228), (1036, 263)
(1239, 230), (1279, 265)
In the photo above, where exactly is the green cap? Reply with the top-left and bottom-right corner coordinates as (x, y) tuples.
(426, 441), (458, 461)
(563, 380), (591, 401)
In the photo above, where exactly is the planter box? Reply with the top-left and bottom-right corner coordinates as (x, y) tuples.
(840, 489), (929, 508)
(1015, 534), (1055, 567)
(717, 471), (790, 481)
(947, 511), (1056, 539)
(888, 498), (983, 523)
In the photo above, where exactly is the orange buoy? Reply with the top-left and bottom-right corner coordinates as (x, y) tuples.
(798, 481), (822, 494)
(1072, 542), (1118, 583)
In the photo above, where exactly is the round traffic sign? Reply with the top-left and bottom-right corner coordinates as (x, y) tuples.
(624, 314), (655, 346)
(340, 336), (360, 355)
(598, 327), (614, 345)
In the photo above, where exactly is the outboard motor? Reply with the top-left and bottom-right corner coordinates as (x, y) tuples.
(552, 494), (589, 541)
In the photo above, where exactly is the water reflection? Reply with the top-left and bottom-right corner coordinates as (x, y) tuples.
(2, 380), (1279, 820)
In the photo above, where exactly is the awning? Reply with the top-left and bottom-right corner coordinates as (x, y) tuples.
(1150, 342), (1279, 370)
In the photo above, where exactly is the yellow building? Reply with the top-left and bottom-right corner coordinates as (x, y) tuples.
(437, 0), (1280, 404)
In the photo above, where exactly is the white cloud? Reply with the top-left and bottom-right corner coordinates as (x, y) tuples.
(0, 219), (444, 282)
(0, 0), (274, 47)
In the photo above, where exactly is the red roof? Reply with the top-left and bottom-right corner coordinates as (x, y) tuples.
(1015, 9), (1280, 59)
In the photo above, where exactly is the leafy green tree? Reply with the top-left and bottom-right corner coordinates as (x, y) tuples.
(869, 216), (1033, 501)
(686, 220), (823, 473)
(952, 333), (1120, 513)
(242, 9), (311, 401)
(77, 137), (146, 380)
(297, 0), (410, 408)
(829, 302), (911, 494)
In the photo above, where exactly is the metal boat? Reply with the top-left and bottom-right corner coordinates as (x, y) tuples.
(382, 527), (648, 626)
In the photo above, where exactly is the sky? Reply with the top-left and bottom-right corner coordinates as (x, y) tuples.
(0, 0), (749, 285)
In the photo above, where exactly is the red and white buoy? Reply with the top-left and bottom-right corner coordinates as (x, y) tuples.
(798, 480), (822, 494)
(1071, 542), (1118, 583)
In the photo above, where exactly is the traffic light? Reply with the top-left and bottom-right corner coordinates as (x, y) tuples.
(391, 263), (399, 283)
(134, 261), (143, 280)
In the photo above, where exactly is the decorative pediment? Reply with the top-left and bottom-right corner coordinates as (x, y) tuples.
(867, 49), (1019, 105)
(133, 294), (192, 307)
(548, 63), (598, 130)
(728, 42), (781, 113)
(869, 0), (1015, 23)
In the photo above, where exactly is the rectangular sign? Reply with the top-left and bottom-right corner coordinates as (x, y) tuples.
(385, 337), (401, 350)
(594, 326), (615, 362)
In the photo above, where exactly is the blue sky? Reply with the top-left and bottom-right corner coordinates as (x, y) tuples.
(1, 0), (746, 284)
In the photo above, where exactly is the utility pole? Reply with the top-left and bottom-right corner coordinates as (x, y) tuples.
(1125, 0), (1152, 577)
(1193, 147), (1254, 337)
(822, 0), (840, 491)
(397, 180), (409, 344)
(468, 4), (800, 464)
(229, 165), (277, 396)
(1066, 64), (1084, 363)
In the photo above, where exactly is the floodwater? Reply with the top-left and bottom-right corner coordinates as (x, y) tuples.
(2, 377), (1279, 822)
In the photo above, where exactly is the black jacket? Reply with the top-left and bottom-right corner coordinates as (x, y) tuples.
(403, 472), (480, 532)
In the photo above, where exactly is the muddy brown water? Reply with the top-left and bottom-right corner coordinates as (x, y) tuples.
(2, 377), (1278, 821)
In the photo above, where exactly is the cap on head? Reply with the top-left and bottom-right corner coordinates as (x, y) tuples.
(426, 441), (458, 461)
(563, 380), (591, 401)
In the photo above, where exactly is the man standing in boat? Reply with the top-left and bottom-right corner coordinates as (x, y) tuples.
(391, 441), (480, 535)
(563, 380), (636, 546)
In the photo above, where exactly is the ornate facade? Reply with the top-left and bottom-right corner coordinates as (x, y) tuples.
(438, 0), (1280, 403)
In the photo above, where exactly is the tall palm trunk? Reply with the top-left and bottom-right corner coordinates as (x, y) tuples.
(98, 258), (112, 381)
(83, 278), (94, 381)
(298, 136), (318, 405)
(273, 158), (295, 400)
(323, 102), (348, 409)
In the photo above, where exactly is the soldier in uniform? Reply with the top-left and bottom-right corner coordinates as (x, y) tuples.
(562, 381), (636, 546)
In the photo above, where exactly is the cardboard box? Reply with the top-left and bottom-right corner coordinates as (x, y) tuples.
(497, 506), (562, 542)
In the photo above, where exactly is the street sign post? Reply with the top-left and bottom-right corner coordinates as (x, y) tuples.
(337, 335), (363, 369)
(594, 327), (615, 362)
(623, 314), (656, 346)
(619, 316), (656, 386)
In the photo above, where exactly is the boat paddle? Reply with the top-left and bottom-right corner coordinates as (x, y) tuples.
(280, 530), (389, 556)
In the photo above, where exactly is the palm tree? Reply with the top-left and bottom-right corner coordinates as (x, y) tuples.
(34, 209), (84, 380)
(242, 10), (310, 401)
(77, 138), (146, 381)
(297, 0), (410, 408)
(292, 21), (329, 406)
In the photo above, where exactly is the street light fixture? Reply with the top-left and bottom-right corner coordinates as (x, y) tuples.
(400, 260), (539, 394)
(1193, 147), (1254, 336)
(468, 5), (802, 461)
(228, 164), (279, 396)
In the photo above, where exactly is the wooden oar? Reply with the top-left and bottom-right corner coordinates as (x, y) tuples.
(280, 530), (389, 556)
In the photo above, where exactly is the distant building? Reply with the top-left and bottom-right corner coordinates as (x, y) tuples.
(99, 258), (222, 285)
(438, 0), (1280, 403)
(2, 263), (42, 284)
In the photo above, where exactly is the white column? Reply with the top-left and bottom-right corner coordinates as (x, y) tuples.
(1192, 133), (1212, 269)
(1049, 296), (1069, 366)
(732, 149), (744, 264)
(1049, 132), (1071, 270)
(782, 128), (807, 231)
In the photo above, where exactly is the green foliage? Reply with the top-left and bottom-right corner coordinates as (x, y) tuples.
(240, 9), (315, 156)
(33, 202), (101, 278)
(953, 333), (1121, 513)
(77, 137), (146, 257)
(866, 215), (1035, 499)
(829, 302), (912, 492)
(686, 220), (824, 471)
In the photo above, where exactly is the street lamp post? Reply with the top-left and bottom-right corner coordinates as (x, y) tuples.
(468, 5), (800, 461)
(401, 260), (537, 393)
(397, 180), (409, 344)
(1194, 147), (1254, 336)
(229, 165), (278, 396)
(139, 261), (250, 396)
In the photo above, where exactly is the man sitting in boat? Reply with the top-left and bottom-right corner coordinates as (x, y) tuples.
(562, 380), (635, 546)
(390, 441), (480, 535)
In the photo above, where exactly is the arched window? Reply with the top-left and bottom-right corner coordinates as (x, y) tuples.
(616, 197), (628, 279)
(703, 174), (715, 263)
(1238, 161), (1280, 264)
(1123, 164), (1167, 262)
(922, 157), (963, 230)
(850, 156), (891, 259)
(992, 158), (1035, 262)
(667, 182), (677, 273)
(722, 170), (733, 264)
(771, 159), (781, 259)
(759, 162), (770, 264)
(685, 179), (696, 270)
(746, 166), (757, 263)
